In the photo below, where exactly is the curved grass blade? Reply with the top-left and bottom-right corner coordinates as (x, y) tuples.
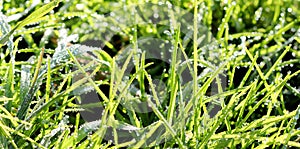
(0, 0), (60, 45)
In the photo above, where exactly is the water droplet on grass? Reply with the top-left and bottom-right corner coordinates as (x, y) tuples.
(153, 13), (159, 19)
(254, 7), (263, 21)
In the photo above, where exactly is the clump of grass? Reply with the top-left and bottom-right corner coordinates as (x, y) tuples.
(0, 0), (300, 148)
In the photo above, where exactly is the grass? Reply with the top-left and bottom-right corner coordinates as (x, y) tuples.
(0, 0), (300, 148)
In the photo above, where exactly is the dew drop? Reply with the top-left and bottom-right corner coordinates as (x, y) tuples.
(254, 7), (263, 21)
(153, 13), (159, 19)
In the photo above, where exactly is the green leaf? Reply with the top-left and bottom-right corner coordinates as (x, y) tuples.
(0, 0), (60, 45)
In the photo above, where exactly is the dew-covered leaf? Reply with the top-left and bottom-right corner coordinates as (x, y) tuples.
(0, 0), (60, 45)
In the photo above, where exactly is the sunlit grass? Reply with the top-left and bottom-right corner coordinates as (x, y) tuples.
(0, 0), (300, 148)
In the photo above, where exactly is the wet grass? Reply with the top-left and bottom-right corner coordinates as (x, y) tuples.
(0, 0), (300, 148)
